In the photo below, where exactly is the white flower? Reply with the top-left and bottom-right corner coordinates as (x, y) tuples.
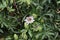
(24, 16), (35, 24)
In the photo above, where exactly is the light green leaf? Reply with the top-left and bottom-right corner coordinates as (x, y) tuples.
(28, 30), (32, 37)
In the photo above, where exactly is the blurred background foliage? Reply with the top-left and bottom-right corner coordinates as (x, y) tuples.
(0, 0), (60, 40)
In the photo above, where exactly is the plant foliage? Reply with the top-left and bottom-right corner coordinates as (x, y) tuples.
(0, 0), (60, 40)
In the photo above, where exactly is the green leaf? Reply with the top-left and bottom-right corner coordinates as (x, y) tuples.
(7, 7), (15, 12)
(57, 1), (60, 4)
(28, 30), (32, 37)
(0, 29), (3, 33)
(10, 0), (13, 4)
(2, 0), (7, 7)
(21, 33), (28, 39)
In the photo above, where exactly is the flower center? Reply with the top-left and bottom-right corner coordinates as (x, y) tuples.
(27, 17), (32, 21)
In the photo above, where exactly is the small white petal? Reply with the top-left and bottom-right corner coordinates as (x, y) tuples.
(24, 19), (27, 21)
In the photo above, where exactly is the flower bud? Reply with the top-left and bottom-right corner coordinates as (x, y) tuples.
(24, 22), (29, 29)
(14, 34), (18, 40)
(32, 13), (37, 18)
